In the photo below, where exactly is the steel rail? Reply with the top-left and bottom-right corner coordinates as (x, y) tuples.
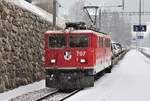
(59, 89), (82, 101)
(35, 89), (59, 101)
(35, 89), (82, 101)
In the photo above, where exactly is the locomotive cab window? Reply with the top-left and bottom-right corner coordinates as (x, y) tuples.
(48, 34), (66, 48)
(69, 35), (89, 48)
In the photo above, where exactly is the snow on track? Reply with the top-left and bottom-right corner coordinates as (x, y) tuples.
(0, 80), (45, 101)
(65, 50), (150, 101)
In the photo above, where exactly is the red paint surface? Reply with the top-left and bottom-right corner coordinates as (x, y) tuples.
(44, 31), (112, 70)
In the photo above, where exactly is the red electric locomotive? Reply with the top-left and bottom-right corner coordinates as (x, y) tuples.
(44, 22), (112, 89)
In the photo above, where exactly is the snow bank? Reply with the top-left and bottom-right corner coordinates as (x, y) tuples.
(6, 0), (65, 28)
(0, 80), (45, 101)
(139, 47), (150, 56)
(142, 47), (150, 56)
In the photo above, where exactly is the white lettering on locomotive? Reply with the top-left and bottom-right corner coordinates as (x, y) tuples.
(77, 51), (86, 56)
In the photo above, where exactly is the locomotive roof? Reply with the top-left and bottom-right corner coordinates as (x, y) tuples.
(45, 30), (109, 37)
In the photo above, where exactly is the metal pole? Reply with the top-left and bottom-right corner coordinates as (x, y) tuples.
(139, 0), (141, 26)
(53, 0), (56, 30)
(142, 0), (144, 13)
(122, 0), (125, 10)
(94, 8), (98, 26)
(137, 0), (142, 48)
(99, 9), (101, 32)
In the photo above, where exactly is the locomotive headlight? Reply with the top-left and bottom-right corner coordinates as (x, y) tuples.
(51, 59), (56, 63)
(80, 59), (86, 63)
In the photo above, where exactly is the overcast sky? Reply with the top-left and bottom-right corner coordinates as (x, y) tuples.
(58, 0), (150, 24)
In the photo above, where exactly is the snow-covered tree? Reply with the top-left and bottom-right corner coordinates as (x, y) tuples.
(109, 12), (132, 46)
(98, 11), (132, 46)
(69, 1), (132, 46)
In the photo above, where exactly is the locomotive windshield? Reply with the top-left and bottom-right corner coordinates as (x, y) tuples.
(48, 34), (66, 48)
(69, 35), (89, 48)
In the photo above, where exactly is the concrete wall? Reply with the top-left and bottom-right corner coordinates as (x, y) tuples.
(0, 0), (62, 93)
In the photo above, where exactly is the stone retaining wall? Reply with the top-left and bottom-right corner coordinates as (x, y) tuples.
(0, 0), (62, 93)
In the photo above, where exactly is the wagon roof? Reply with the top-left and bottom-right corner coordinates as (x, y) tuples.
(45, 30), (110, 38)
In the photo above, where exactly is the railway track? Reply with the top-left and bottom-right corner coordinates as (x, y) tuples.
(10, 88), (81, 101)
(35, 89), (81, 101)
(35, 89), (59, 101)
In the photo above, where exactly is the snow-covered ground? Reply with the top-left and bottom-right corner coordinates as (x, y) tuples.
(0, 80), (45, 101)
(1, 50), (150, 101)
(141, 47), (150, 56)
(66, 50), (150, 101)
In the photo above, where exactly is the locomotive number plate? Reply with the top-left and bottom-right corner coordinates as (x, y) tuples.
(77, 51), (86, 56)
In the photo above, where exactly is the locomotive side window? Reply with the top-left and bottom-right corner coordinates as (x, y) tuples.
(108, 39), (110, 47)
(105, 39), (107, 47)
(97, 37), (100, 48)
(105, 39), (110, 47)
(99, 37), (103, 48)
(101, 37), (104, 48)
(69, 35), (89, 48)
(48, 34), (66, 48)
